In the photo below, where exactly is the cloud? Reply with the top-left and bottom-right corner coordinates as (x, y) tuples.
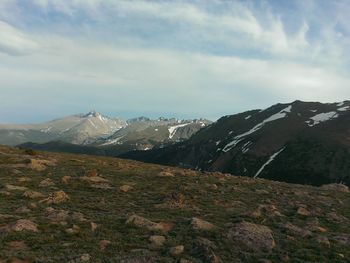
(0, 0), (349, 122)
(0, 21), (39, 56)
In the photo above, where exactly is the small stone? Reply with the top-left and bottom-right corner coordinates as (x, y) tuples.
(119, 185), (133, 192)
(41, 190), (69, 204)
(18, 177), (31, 182)
(316, 236), (330, 247)
(23, 190), (45, 199)
(191, 217), (216, 231)
(91, 222), (98, 232)
(72, 212), (87, 222)
(80, 253), (91, 262)
(39, 178), (55, 187)
(15, 206), (31, 214)
(158, 171), (175, 177)
(169, 245), (184, 256)
(65, 225), (80, 234)
(297, 207), (311, 216)
(99, 240), (111, 251)
(283, 222), (312, 238)
(126, 214), (168, 232)
(5, 184), (28, 191)
(149, 235), (166, 248)
(61, 176), (71, 184)
(7, 241), (29, 251)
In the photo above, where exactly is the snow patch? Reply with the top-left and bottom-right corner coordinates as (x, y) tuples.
(338, 106), (349, 112)
(306, 111), (339, 127)
(241, 141), (253, 154)
(168, 123), (190, 139)
(100, 135), (125, 146)
(254, 148), (285, 178)
(222, 105), (292, 152)
(337, 101), (345, 107)
(245, 115), (251, 120)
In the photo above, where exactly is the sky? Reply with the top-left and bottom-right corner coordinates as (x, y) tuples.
(0, 0), (350, 123)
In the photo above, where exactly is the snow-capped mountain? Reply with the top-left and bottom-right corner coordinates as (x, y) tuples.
(91, 117), (211, 152)
(0, 111), (126, 145)
(122, 100), (350, 186)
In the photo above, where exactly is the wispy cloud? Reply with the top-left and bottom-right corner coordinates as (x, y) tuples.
(0, 0), (349, 122)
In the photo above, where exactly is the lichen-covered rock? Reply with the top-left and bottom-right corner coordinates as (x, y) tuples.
(227, 222), (275, 251)
(10, 219), (39, 232)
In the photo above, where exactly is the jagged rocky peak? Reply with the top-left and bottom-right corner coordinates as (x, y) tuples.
(82, 110), (103, 118)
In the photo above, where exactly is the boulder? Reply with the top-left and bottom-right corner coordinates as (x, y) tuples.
(227, 222), (275, 251)
(10, 219), (39, 232)
(191, 217), (216, 231)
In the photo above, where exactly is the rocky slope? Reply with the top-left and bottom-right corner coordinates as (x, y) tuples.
(19, 118), (211, 157)
(0, 145), (349, 262)
(0, 111), (126, 146)
(122, 101), (350, 186)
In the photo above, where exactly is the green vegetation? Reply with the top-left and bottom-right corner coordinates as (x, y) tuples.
(0, 145), (349, 262)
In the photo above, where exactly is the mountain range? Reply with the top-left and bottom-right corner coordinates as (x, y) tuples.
(122, 100), (350, 186)
(0, 111), (211, 155)
(4, 100), (350, 186)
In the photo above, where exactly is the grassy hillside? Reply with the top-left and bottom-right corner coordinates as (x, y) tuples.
(0, 145), (349, 262)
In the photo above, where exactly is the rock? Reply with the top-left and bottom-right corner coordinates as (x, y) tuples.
(6, 241), (29, 251)
(249, 204), (282, 219)
(90, 183), (114, 189)
(192, 237), (222, 263)
(39, 178), (55, 187)
(191, 217), (216, 231)
(149, 235), (166, 248)
(297, 207), (311, 216)
(316, 236), (330, 247)
(81, 170), (109, 184)
(41, 190), (69, 204)
(321, 183), (349, 193)
(10, 219), (38, 232)
(0, 190), (11, 196)
(158, 171), (175, 177)
(120, 185), (133, 192)
(333, 234), (350, 245)
(5, 184), (28, 191)
(227, 222), (275, 251)
(282, 222), (312, 238)
(18, 177), (31, 182)
(169, 245), (184, 256)
(99, 240), (111, 251)
(65, 225), (80, 234)
(46, 208), (69, 222)
(15, 206), (31, 214)
(72, 212), (87, 222)
(91, 222), (98, 232)
(61, 176), (71, 184)
(179, 259), (195, 263)
(80, 253), (91, 262)
(327, 212), (347, 222)
(23, 190), (45, 199)
(126, 214), (168, 232)
(27, 159), (47, 171)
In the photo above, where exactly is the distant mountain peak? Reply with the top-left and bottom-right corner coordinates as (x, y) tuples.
(83, 110), (102, 118)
